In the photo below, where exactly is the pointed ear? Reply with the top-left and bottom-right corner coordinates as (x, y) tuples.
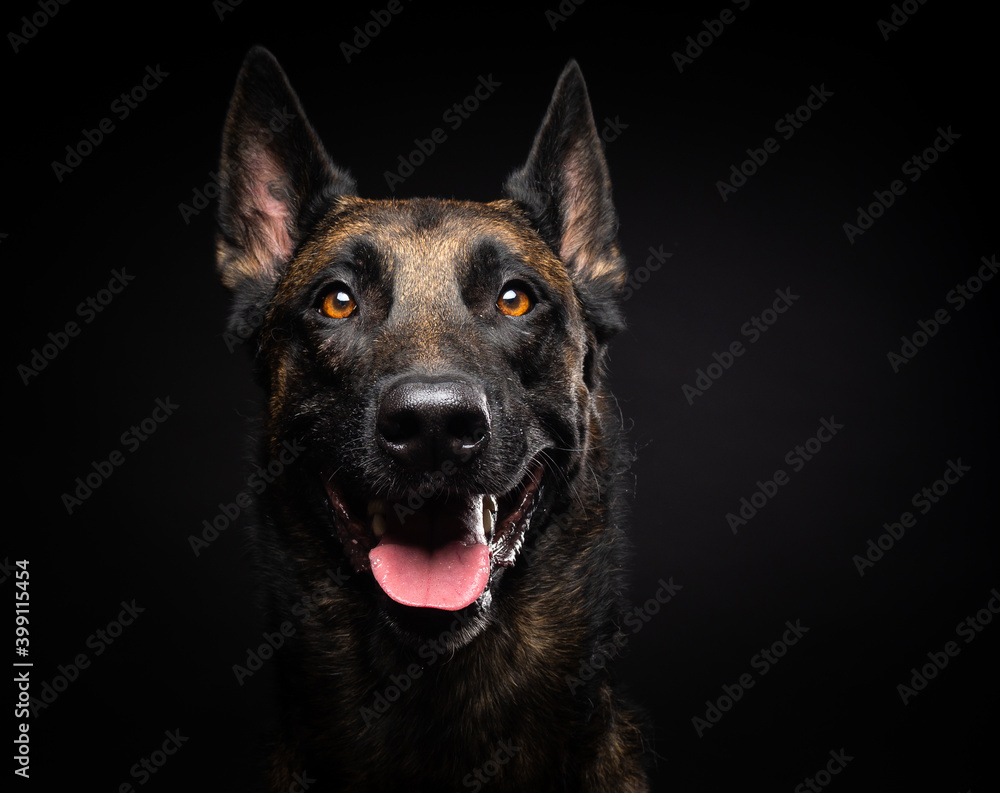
(216, 46), (356, 291)
(504, 60), (625, 298)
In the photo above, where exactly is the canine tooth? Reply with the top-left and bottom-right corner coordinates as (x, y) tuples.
(368, 499), (386, 516)
(482, 495), (497, 536)
(372, 513), (387, 538)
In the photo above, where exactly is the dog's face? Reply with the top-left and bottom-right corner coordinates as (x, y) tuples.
(217, 48), (626, 644)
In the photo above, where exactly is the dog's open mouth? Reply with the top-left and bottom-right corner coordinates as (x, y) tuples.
(324, 462), (544, 611)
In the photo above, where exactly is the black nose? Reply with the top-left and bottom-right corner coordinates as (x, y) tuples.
(377, 377), (491, 471)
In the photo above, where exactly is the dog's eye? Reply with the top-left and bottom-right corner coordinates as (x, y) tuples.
(497, 284), (533, 317)
(319, 285), (356, 319)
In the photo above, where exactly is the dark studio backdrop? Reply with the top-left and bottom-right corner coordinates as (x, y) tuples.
(8, 1), (998, 790)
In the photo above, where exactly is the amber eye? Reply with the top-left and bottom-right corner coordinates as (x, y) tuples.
(320, 285), (356, 319)
(497, 284), (533, 317)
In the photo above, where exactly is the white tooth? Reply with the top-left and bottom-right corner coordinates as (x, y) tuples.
(372, 513), (387, 538)
(482, 495), (497, 536)
(368, 499), (386, 516)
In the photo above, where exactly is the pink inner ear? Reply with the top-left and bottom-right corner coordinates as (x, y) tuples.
(556, 141), (620, 283)
(246, 145), (295, 263)
(557, 145), (589, 261)
(558, 141), (603, 276)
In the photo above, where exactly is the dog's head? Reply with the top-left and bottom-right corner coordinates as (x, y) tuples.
(216, 47), (627, 643)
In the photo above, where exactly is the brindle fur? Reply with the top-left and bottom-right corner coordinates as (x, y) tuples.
(216, 46), (648, 792)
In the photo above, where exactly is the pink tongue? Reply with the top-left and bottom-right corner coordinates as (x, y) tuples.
(370, 541), (489, 610)
(369, 499), (490, 611)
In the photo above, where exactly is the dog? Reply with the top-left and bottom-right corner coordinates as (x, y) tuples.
(216, 46), (648, 792)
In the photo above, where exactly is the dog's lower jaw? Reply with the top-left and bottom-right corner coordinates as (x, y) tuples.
(264, 521), (649, 792)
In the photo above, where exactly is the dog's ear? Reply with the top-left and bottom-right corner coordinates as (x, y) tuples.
(216, 46), (356, 292)
(504, 60), (625, 338)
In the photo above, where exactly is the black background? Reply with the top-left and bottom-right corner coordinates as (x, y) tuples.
(8, 1), (998, 791)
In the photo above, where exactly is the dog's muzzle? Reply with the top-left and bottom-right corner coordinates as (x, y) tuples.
(324, 374), (545, 613)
